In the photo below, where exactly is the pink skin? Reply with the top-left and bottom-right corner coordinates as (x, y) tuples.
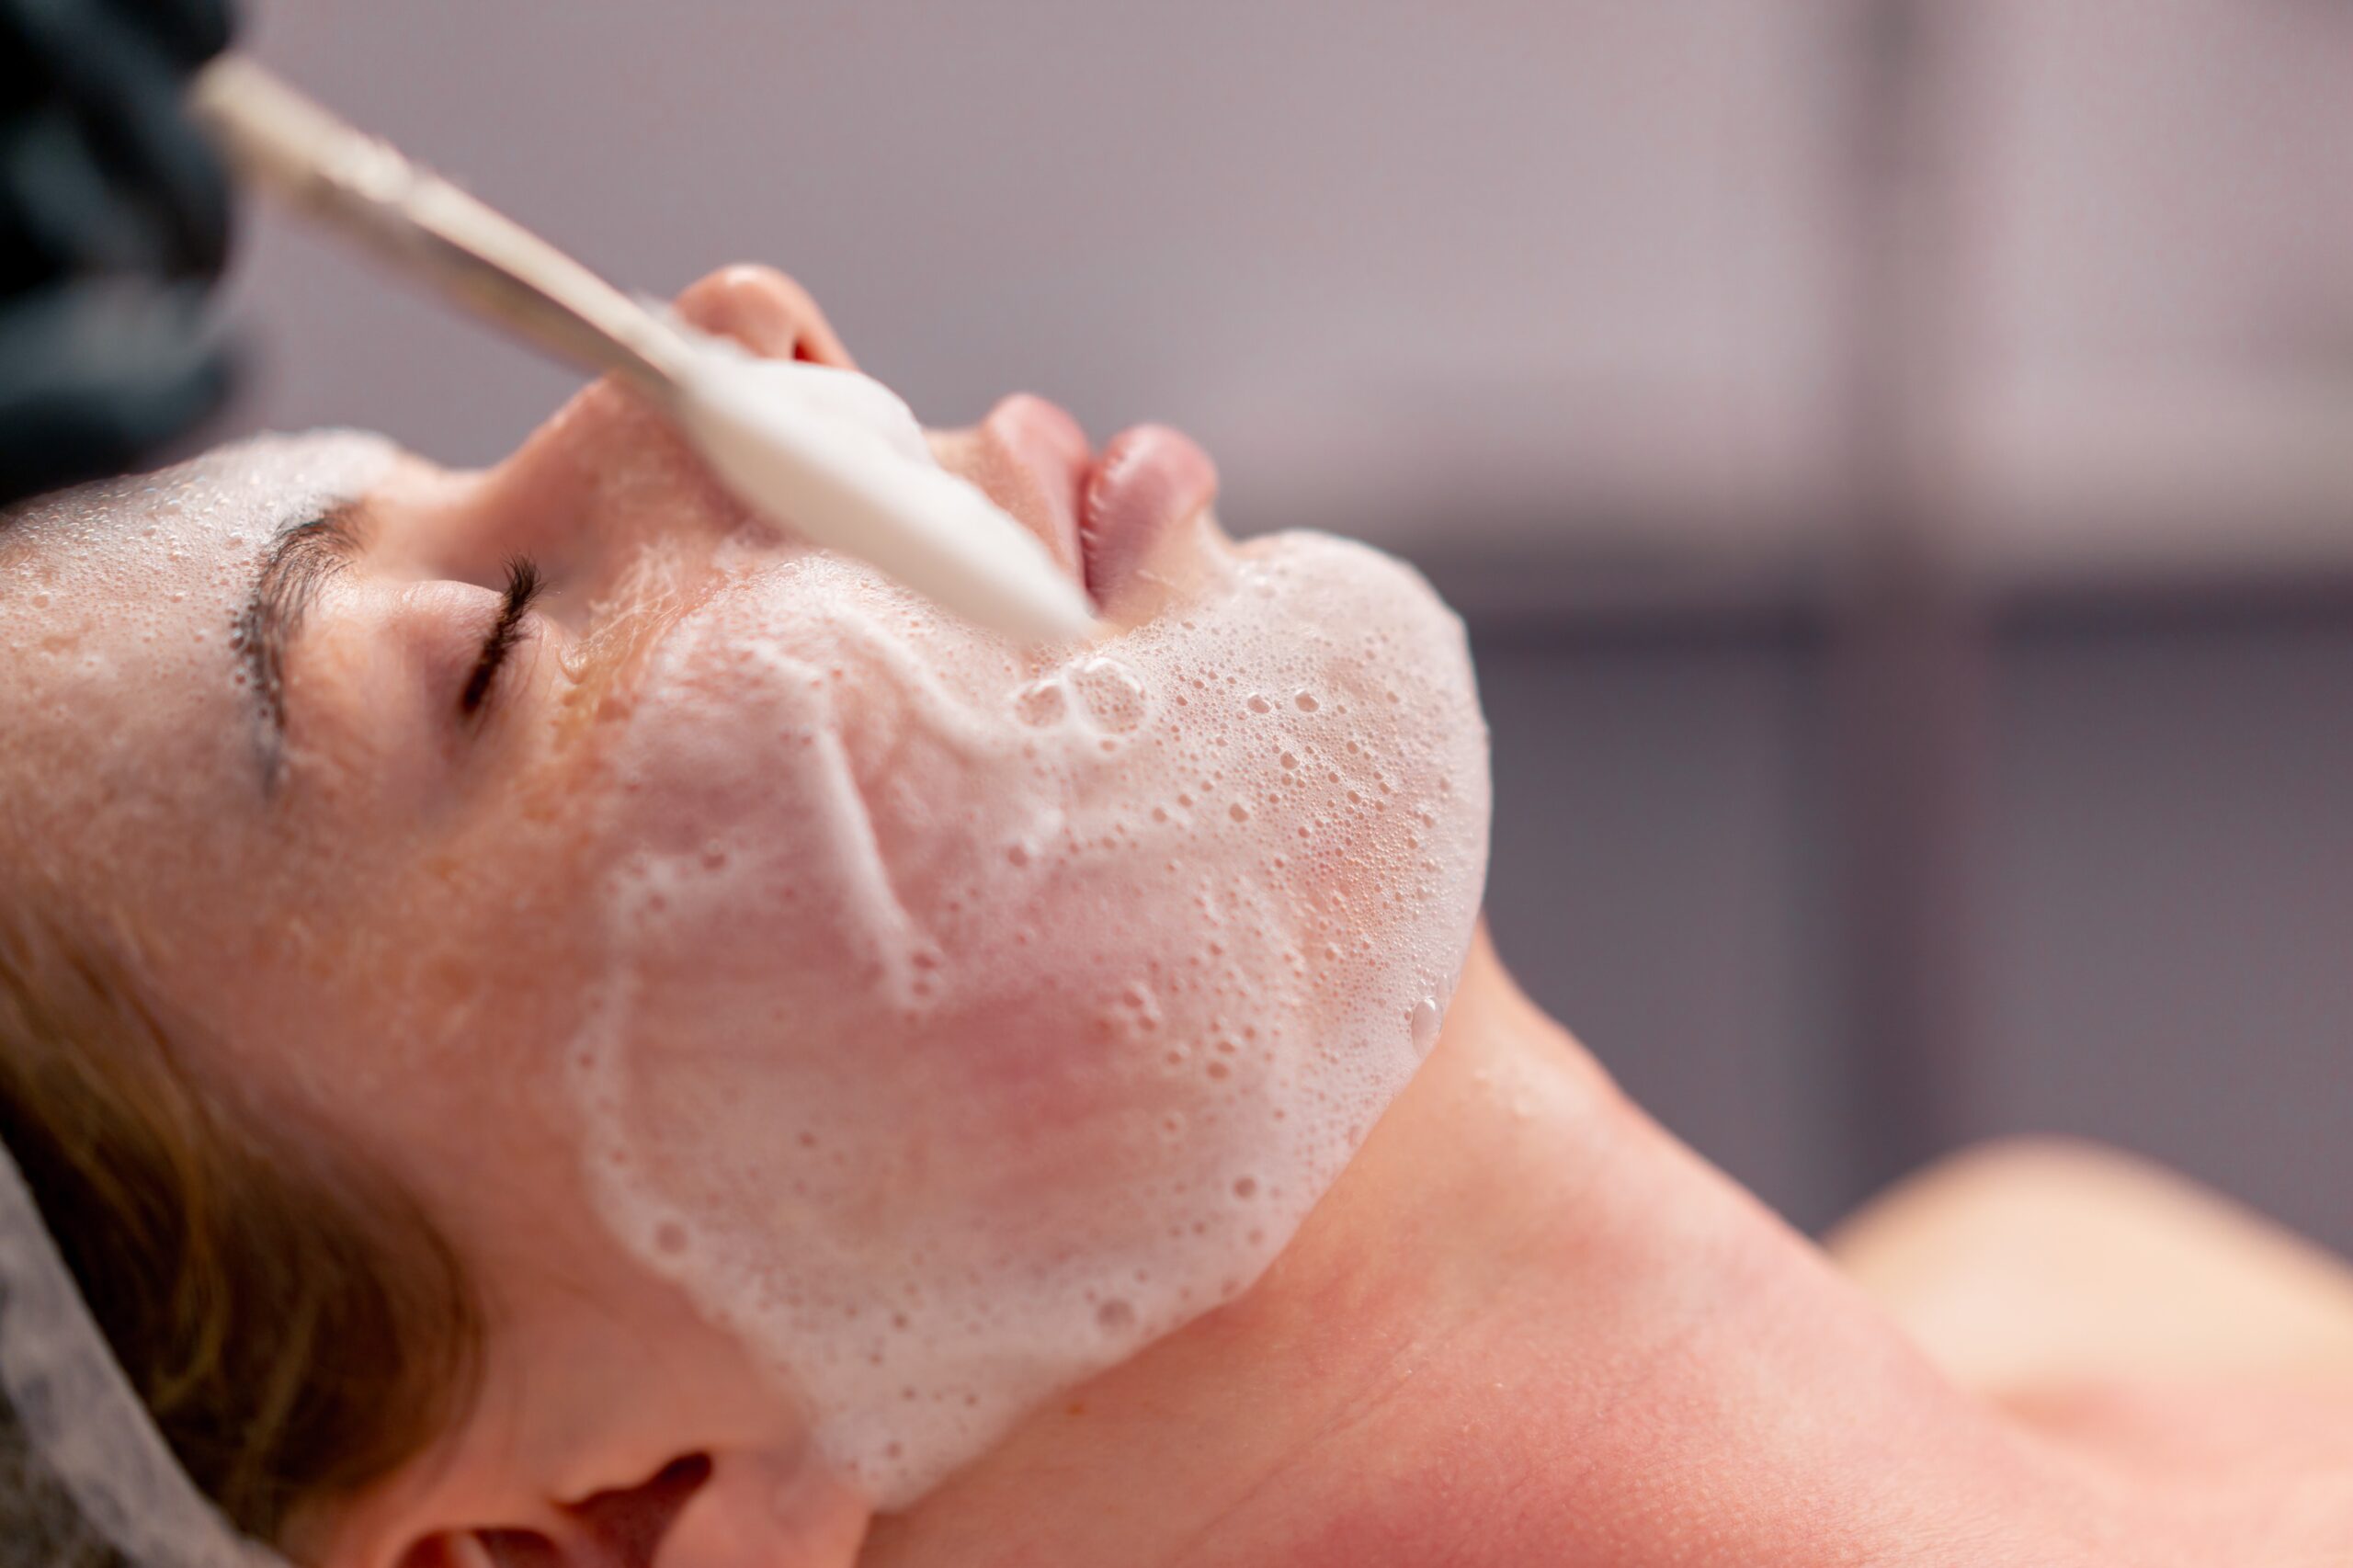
(6, 266), (2351, 1568)
(1081, 426), (1219, 602)
(928, 398), (1219, 605)
(559, 294), (1485, 1501)
(0, 263), (1487, 1564)
(937, 394), (1093, 577)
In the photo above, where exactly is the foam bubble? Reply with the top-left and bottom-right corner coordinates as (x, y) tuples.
(567, 508), (1489, 1507)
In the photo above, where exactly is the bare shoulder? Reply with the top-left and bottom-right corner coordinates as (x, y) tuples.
(1824, 1137), (2353, 1392)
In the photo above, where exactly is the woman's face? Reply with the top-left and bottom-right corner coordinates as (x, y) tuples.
(0, 269), (1489, 1525)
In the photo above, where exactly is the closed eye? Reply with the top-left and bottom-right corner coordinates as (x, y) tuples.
(459, 557), (545, 719)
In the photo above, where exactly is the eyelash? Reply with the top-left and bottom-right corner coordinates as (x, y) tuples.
(458, 556), (545, 718)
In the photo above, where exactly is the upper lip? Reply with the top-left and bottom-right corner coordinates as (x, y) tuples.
(956, 394), (1219, 614)
(968, 393), (1097, 593)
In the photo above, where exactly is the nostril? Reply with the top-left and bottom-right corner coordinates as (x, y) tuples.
(671, 266), (856, 370)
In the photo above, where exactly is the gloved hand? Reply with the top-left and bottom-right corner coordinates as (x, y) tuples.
(0, 0), (238, 506)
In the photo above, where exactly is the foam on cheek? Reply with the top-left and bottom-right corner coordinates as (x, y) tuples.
(569, 522), (1490, 1508)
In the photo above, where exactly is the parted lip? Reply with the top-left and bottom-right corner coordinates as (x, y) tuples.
(972, 395), (1218, 609)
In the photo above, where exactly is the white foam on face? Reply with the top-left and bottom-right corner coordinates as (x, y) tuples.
(567, 445), (1489, 1511)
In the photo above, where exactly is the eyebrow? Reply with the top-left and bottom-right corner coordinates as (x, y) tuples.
(234, 499), (372, 786)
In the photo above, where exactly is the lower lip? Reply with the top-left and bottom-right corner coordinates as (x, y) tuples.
(1080, 425), (1219, 600)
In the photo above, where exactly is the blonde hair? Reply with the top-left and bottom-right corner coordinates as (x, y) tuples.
(0, 901), (483, 1544)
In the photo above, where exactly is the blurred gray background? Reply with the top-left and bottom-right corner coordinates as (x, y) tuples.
(219, 2), (2353, 1248)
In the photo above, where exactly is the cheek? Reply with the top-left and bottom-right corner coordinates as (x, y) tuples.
(175, 766), (615, 1149)
(566, 536), (1491, 1506)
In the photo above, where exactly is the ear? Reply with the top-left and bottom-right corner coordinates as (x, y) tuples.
(640, 1448), (870, 1568)
(368, 1449), (870, 1568)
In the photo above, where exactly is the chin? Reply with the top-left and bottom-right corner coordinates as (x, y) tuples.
(560, 518), (1491, 1505)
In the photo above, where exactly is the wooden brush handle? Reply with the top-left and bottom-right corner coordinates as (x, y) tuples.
(188, 55), (689, 406)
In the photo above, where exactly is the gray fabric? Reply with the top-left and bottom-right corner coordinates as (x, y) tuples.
(0, 1139), (277, 1568)
(0, 1397), (125, 1568)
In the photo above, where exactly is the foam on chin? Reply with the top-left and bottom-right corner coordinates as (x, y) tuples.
(567, 512), (1490, 1509)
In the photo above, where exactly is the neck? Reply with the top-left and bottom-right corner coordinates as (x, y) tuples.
(868, 933), (2120, 1567)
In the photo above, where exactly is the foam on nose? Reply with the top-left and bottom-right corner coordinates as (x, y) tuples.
(566, 513), (1490, 1509)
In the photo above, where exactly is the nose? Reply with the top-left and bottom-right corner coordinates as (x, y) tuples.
(667, 266), (858, 370)
(442, 266), (857, 598)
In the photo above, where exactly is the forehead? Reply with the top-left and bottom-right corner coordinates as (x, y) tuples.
(2, 431), (399, 586)
(0, 432), (400, 861)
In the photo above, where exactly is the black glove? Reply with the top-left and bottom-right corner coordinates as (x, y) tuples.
(0, 0), (238, 506)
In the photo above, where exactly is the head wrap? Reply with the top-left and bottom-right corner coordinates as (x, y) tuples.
(0, 1133), (279, 1568)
